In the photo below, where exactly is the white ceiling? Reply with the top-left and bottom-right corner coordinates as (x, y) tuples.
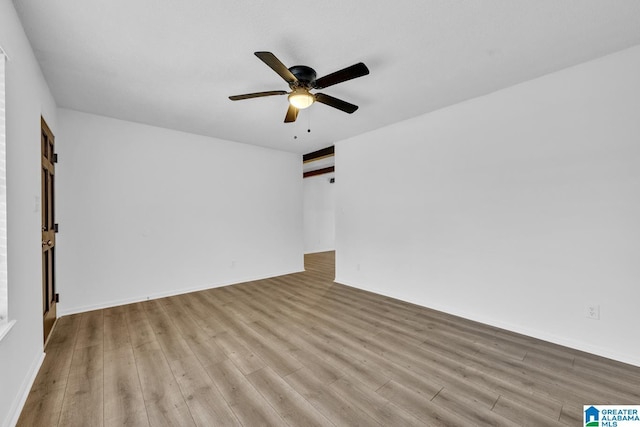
(13, 0), (640, 155)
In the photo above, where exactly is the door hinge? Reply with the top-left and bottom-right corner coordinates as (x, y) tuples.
(55, 293), (60, 303)
(53, 153), (58, 163)
(54, 223), (59, 233)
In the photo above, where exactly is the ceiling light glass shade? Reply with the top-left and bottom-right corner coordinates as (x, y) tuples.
(288, 90), (315, 109)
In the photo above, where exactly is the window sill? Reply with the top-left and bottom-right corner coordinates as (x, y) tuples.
(0, 320), (16, 342)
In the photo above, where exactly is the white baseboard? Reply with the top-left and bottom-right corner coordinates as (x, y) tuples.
(4, 352), (45, 427)
(58, 268), (304, 316)
(304, 248), (336, 255)
(0, 320), (16, 342)
(334, 277), (640, 368)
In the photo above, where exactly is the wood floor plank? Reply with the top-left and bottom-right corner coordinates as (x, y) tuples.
(430, 387), (515, 426)
(329, 376), (425, 426)
(376, 380), (467, 427)
(133, 341), (195, 427)
(231, 321), (303, 377)
(58, 343), (104, 427)
(423, 336), (581, 410)
(156, 296), (229, 367)
(365, 331), (500, 407)
(124, 302), (157, 349)
(169, 355), (240, 427)
(213, 331), (266, 375)
(571, 354), (640, 392)
(287, 348), (342, 385)
(247, 320), (299, 352)
(310, 323), (445, 398)
(492, 395), (565, 427)
(202, 285), (237, 305)
(173, 293), (226, 336)
(104, 305), (131, 352)
(287, 323), (389, 391)
(185, 335), (229, 368)
(16, 383), (66, 427)
(284, 368), (382, 427)
(230, 292), (280, 324)
(495, 350), (639, 405)
(142, 299), (194, 361)
(104, 346), (149, 427)
(461, 363), (564, 419)
(220, 300), (261, 324)
(74, 309), (104, 349)
(44, 314), (81, 351)
(158, 296), (212, 342)
(523, 347), (575, 370)
(204, 359), (287, 426)
(247, 366), (335, 427)
(17, 316), (82, 426)
(559, 405), (583, 426)
(251, 305), (391, 391)
(196, 292), (247, 335)
(28, 341), (75, 397)
(573, 353), (640, 380)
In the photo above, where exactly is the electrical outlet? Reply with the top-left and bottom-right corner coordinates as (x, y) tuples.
(586, 305), (600, 320)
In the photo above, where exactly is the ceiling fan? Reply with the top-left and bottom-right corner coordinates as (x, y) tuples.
(229, 51), (370, 123)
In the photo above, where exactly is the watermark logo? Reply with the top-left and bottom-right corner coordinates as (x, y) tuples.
(584, 406), (640, 427)
(585, 406), (599, 426)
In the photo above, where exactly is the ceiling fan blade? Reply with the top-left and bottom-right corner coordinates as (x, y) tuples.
(314, 93), (359, 114)
(314, 62), (369, 89)
(229, 90), (288, 101)
(255, 51), (298, 84)
(284, 104), (299, 123)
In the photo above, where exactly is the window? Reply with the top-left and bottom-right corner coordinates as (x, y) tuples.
(0, 45), (11, 340)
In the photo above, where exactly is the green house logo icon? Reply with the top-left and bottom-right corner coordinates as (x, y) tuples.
(585, 406), (599, 426)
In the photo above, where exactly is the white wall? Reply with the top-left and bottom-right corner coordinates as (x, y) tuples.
(336, 45), (640, 366)
(303, 173), (335, 254)
(56, 109), (303, 314)
(0, 2), (59, 426)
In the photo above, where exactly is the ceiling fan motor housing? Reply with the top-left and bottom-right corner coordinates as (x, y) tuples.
(289, 65), (317, 87)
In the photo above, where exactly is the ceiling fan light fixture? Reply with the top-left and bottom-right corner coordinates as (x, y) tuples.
(229, 52), (368, 123)
(288, 89), (315, 109)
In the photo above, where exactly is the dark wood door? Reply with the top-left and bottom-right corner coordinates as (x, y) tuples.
(41, 117), (56, 343)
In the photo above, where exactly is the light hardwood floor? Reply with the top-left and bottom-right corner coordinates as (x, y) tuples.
(18, 251), (640, 426)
